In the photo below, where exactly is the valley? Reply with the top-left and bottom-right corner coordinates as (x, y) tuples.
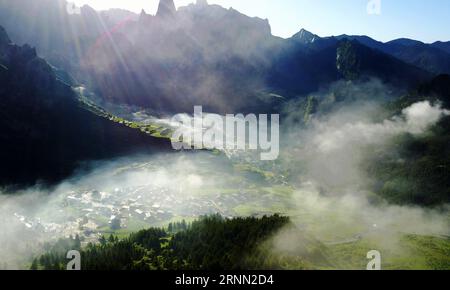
(0, 0), (449, 272)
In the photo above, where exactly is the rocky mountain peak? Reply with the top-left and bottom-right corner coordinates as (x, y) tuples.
(292, 28), (320, 44)
(156, 0), (176, 18)
(0, 26), (11, 46)
(196, 0), (208, 6)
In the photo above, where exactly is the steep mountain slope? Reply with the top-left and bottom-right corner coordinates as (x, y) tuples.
(268, 37), (432, 97)
(82, 2), (282, 114)
(0, 0), (443, 114)
(366, 74), (450, 206)
(335, 40), (432, 83)
(79, 10), (435, 113)
(333, 35), (450, 75)
(157, 0), (177, 17)
(385, 41), (450, 75)
(0, 27), (169, 186)
(0, 0), (137, 80)
(334, 34), (386, 52)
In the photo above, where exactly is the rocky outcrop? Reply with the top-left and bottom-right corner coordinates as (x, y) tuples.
(0, 25), (11, 53)
(0, 26), (11, 44)
(156, 0), (176, 18)
(292, 29), (319, 44)
(196, 0), (208, 6)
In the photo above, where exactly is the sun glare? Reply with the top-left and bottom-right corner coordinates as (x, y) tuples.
(71, 0), (195, 13)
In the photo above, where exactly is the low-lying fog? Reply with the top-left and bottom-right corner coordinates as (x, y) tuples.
(1, 82), (449, 269)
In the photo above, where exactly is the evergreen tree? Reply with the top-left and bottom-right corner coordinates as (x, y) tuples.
(74, 234), (81, 249)
(30, 258), (38, 270)
(34, 215), (291, 270)
(99, 236), (107, 246)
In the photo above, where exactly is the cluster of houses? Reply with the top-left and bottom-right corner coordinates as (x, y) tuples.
(12, 183), (281, 244)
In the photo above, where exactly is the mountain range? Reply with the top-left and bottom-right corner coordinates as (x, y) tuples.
(1, 0), (448, 114)
(0, 0), (449, 185)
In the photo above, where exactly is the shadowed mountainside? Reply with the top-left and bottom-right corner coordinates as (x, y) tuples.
(0, 26), (170, 186)
(0, 0), (438, 114)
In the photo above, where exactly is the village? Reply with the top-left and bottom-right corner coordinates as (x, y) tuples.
(12, 183), (280, 245)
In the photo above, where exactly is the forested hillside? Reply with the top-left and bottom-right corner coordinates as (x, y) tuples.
(0, 26), (169, 186)
(366, 75), (450, 206)
(32, 215), (295, 270)
(32, 214), (450, 270)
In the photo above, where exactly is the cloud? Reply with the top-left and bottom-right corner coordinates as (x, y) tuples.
(267, 83), (450, 266)
(0, 81), (449, 269)
(311, 100), (448, 155)
(402, 101), (450, 134)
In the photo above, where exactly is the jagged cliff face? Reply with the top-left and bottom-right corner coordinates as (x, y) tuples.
(197, 0), (208, 6)
(0, 0), (134, 71)
(0, 0), (436, 115)
(0, 26), (11, 45)
(0, 0), (279, 114)
(80, 0), (279, 114)
(0, 26), (11, 58)
(156, 0), (176, 17)
(292, 29), (319, 44)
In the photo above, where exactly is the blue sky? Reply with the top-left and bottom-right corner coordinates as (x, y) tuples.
(72, 0), (450, 43)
